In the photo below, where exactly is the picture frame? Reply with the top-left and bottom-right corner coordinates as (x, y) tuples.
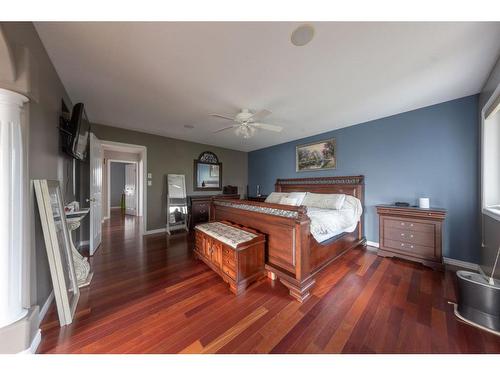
(296, 138), (336, 172)
(34, 179), (80, 326)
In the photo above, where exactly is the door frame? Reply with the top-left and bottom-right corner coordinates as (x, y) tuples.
(99, 140), (148, 235)
(107, 159), (139, 216)
(89, 133), (103, 256)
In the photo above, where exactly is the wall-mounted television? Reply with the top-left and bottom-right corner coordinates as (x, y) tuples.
(60, 103), (90, 160)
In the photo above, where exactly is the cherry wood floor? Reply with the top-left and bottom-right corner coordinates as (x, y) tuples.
(38, 209), (500, 354)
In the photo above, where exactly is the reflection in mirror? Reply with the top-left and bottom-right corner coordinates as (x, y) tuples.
(167, 174), (188, 234)
(196, 163), (220, 188)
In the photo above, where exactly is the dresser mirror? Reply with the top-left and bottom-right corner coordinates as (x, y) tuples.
(193, 151), (222, 191)
(166, 174), (188, 234)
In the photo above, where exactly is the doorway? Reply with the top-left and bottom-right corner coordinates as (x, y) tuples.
(109, 160), (138, 216)
(100, 141), (147, 234)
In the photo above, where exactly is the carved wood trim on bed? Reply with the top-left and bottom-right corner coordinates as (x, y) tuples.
(211, 175), (365, 302)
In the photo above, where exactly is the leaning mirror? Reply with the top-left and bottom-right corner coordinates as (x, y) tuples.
(166, 174), (188, 234)
(193, 151), (222, 191)
(34, 179), (80, 326)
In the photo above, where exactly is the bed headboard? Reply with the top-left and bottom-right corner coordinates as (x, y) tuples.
(275, 175), (365, 205)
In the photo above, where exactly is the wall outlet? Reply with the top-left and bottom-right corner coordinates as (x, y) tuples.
(147, 180), (152, 186)
(147, 173), (152, 179)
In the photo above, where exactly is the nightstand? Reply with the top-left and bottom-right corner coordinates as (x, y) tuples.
(376, 205), (447, 270)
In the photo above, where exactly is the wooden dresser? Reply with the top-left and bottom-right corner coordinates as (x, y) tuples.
(376, 205), (447, 270)
(194, 221), (266, 295)
(189, 194), (239, 230)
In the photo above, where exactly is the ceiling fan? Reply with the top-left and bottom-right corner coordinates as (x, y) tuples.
(210, 109), (283, 138)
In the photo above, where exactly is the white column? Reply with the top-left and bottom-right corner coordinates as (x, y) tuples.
(0, 88), (29, 328)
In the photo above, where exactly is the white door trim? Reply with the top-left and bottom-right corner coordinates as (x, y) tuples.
(100, 140), (147, 235)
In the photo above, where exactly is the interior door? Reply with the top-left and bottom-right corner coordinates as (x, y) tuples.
(89, 133), (102, 255)
(124, 163), (137, 216)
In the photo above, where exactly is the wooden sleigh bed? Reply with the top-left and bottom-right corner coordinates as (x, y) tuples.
(211, 175), (366, 302)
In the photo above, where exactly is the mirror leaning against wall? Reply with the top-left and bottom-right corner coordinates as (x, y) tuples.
(34, 179), (80, 327)
(166, 174), (188, 234)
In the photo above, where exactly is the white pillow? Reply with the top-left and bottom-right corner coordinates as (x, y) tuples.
(279, 197), (300, 206)
(302, 192), (346, 210)
(286, 192), (306, 205)
(264, 192), (288, 204)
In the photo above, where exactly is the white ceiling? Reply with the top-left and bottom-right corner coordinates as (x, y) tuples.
(35, 22), (500, 152)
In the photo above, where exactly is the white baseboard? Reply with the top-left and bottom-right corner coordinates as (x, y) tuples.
(366, 241), (379, 248)
(39, 291), (54, 324)
(443, 257), (479, 271)
(143, 228), (166, 236)
(19, 329), (41, 354)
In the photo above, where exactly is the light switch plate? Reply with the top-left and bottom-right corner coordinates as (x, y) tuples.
(147, 180), (152, 186)
(147, 173), (152, 179)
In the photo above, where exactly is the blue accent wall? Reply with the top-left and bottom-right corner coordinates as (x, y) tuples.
(248, 95), (479, 263)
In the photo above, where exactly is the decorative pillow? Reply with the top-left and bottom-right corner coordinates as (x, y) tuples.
(302, 192), (346, 210)
(279, 197), (300, 206)
(264, 192), (288, 204)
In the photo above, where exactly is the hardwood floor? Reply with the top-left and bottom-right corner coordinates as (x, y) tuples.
(38, 209), (500, 354)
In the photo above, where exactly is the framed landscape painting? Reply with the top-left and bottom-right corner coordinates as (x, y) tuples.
(296, 138), (336, 172)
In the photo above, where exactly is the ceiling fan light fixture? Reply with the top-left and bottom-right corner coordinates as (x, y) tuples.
(291, 24), (315, 47)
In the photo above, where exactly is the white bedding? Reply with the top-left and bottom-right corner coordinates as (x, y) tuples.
(306, 195), (363, 243)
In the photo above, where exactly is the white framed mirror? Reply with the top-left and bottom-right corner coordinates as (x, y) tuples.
(34, 179), (80, 326)
(166, 174), (188, 234)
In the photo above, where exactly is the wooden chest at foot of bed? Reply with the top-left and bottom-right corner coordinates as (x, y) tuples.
(194, 221), (266, 295)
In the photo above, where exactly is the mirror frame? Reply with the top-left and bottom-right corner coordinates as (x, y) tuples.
(193, 151), (222, 191)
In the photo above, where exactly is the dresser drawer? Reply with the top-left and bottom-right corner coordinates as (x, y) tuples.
(384, 227), (434, 247)
(193, 202), (209, 214)
(383, 239), (436, 260)
(384, 218), (434, 234)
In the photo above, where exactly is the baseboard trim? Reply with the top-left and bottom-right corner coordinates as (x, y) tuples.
(143, 228), (166, 236)
(19, 329), (41, 354)
(443, 257), (479, 271)
(366, 241), (379, 248)
(39, 291), (54, 324)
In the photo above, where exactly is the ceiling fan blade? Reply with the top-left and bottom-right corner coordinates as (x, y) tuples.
(210, 113), (235, 121)
(249, 109), (271, 121)
(253, 122), (283, 132)
(213, 125), (238, 134)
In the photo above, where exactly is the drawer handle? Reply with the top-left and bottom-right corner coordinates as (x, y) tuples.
(410, 245), (414, 249)
(410, 224), (414, 227)
(401, 233), (405, 236)
(401, 243), (405, 247)
(410, 234), (414, 238)
(401, 222), (405, 226)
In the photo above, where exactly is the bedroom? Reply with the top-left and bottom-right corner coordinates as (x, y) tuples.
(1, 0), (500, 372)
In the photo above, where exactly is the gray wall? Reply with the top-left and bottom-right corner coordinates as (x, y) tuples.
(249, 95), (479, 263)
(110, 163), (126, 206)
(479, 55), (500, 277)
(91, 123), (248, 231)
(1, 22), (77, 307)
